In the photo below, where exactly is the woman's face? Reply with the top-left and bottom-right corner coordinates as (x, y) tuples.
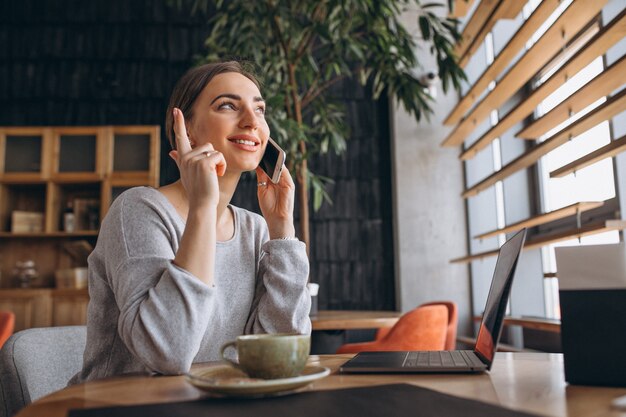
(188, 72), (270, 174)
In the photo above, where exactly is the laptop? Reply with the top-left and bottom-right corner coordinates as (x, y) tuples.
(340, 228), (526, 374)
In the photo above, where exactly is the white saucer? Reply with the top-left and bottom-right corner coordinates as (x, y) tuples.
(186, 364), (331, 397)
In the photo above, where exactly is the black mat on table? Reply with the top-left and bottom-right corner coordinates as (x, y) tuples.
(68, 383), (540, 417)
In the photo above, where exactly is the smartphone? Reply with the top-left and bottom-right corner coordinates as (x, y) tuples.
(259, 137), (286, 183)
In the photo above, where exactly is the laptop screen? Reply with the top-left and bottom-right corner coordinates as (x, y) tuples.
(474, 229), (526, 367)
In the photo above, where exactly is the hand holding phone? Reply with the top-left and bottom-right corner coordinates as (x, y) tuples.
(259, 137), (286, 183)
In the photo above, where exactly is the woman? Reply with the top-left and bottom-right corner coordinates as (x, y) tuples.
(70, 61), (311, 384)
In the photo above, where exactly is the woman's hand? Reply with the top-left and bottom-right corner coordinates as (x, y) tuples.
(169, 108), (226, 209)
(256, 166), (296, 239)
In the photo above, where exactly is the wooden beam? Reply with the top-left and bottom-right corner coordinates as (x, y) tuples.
(451, 219), (626, 263)
(449, 0), (476, 18)
(441, 0), (608, 147)
(456, 1), (526, 68)
(460, 11), (626, 160)
(462, 88), (626, 198)
(455, 0), (500, 62)
(517, 55), (626, 140)
(473, 201), (604, 240)
(550, 133), (626, 178)
(445, 0), (562, 126)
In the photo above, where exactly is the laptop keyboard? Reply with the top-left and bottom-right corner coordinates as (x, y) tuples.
(403, 351), (484, 368)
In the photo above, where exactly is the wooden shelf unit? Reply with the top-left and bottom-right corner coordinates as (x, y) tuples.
(445, 0), (561, 126)
(463, 88), (626, 198)
(473, 201), (604, 240)
(0, 126), (160, 289)
(550, 133), (626, 178)
(451, 219), (626, 263)
(442, 0), (607, 147)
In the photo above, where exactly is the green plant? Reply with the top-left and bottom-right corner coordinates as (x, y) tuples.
(177, 0), (465, 251)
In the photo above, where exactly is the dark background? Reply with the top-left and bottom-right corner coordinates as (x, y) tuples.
(0, 0), (396, 311)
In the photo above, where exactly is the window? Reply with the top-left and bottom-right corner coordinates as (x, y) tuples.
(455, 1), (625, 334)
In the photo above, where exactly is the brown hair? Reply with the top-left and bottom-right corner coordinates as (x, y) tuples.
(165, 61), (261, 148)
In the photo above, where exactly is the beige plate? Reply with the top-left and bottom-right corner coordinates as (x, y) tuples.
(186, 365), (331, 397)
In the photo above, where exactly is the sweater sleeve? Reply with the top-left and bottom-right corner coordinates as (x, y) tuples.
(245, 236), (312, 335)
(103, 191), (214, 375)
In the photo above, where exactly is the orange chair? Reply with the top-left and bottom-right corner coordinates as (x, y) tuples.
(336, 304), (448, 353)
(0, 310), (15, 349)
(373, 301), (458, 350)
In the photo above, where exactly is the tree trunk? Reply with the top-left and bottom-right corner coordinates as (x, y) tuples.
(296, 142), (310, 256)
(287, 63), (310, 256)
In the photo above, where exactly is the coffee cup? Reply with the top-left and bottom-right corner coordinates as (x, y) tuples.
(220, 333), (310, 379)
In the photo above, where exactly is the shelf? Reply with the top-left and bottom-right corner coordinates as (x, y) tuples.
(551, 133), (626, 178)
(451, 219), (626, 263)
(50, 173), (104, 183)
(473, 201), (604, 240)
(473, 316), (561, 333)
(456, 1), (525, 69)
(441, 0), (607, 147)
(517, 55), (626, 140)
(0, 231), (99, 238)
(0, 175), (46, 184)
(449, 0), (476, 18)
(0, 125), (160, 290)
(463, 88), (626, 198)
(446, 0), (562, 126)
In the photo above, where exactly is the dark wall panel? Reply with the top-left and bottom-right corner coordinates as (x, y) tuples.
(0, 0), (395, 311)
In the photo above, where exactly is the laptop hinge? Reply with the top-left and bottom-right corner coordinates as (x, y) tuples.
(473, 349), (490, 367)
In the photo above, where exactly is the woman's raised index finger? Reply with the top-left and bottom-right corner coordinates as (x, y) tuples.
(173, 108), (192, 153)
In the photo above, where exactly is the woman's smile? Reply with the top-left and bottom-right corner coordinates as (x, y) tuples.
(227, 134), (261, 152)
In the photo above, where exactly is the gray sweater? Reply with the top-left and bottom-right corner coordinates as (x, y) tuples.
(70, 187), (311, 384)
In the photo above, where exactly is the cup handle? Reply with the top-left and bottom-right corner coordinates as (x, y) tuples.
(220, 341), (242, 371)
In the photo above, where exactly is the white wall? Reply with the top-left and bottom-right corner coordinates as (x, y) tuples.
(390, 9), (472, 335)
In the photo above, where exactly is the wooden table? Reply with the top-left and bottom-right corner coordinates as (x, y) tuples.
(310, 310), (401, 330)
(17, 353), (626, 417)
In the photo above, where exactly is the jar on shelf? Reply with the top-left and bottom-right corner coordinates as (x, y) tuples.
(12, 260), (39, 288)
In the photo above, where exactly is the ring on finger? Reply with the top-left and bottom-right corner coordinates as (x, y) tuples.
(203, 150), (216, 158)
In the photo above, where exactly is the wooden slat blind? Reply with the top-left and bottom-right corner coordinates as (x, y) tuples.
(460, 11), (626, 161)
(456, 1), (526, 68)
(517, 55), (626, 140)
(442, 0), (607, 148)
(463, 88), (626, 198)
(473, 202), (604, 240)
(445, 0), (562, 126)
(550, 133), (626, 178)
(449, 1), (625, 266)
(455, 0), (499, 62)
(451, 220), (626, 263)
(450, 0), (477, 18)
